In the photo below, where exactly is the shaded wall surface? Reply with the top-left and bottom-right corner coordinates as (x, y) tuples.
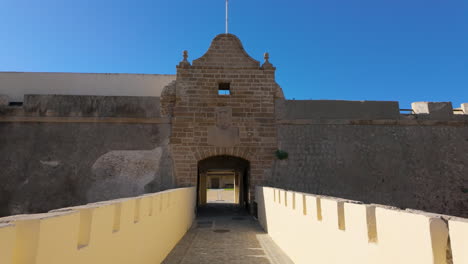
(257, 187), (468, 264)
(0, 95), (173, 217)
(0, 187), (196, 264)
(271, 100), (468, 218)
(271, 124), (468, 217)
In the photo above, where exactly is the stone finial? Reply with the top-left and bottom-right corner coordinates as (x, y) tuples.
(178, 50), (191, 68)
(261, 52), (274, 69)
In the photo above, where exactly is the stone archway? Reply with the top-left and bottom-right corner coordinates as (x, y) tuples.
(197, 155), (250, 210)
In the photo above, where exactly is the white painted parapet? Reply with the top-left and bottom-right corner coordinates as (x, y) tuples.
(411, 102), (454, 118)
(461, 103), (468, 114)
(256, 186), (466, 264)
(0, 187), (196, 264)
(0, 72), (175, 102)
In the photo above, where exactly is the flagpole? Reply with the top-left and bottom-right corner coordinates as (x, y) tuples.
(225, 0), (229, 34)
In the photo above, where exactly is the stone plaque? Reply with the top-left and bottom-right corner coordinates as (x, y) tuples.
(208, 107), (240, 147)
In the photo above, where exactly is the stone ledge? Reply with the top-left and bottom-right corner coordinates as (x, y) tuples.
(277, 119), (468, 126)
(0, 116), (171, 124)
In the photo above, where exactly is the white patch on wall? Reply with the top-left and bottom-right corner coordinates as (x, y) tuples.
(87, 147), (163, 202)
(40, 160), (60, 167)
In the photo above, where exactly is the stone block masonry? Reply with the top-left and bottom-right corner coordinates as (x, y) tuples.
(271, 123), (468, 217)
(163, 34), (284, 205)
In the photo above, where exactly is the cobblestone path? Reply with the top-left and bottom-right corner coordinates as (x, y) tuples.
(163, 204), (293, 264)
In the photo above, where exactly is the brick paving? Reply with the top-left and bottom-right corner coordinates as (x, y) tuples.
(162, 204), (293, 264)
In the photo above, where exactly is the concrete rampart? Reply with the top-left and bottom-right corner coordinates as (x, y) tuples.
(277, 99), (468, 120)
(276, 99), (400, 120)
(256, 186), (467, 264)
(0, 187), (196, 264)
(21, 95), (162, 118)
(0, 72), (175, 102)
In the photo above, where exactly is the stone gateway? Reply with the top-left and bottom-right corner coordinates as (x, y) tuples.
(0, 33), (467, 218)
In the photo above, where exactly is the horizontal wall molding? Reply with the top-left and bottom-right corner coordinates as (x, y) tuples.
(277, 119), (468, 127)
(0, 116), (171, 124)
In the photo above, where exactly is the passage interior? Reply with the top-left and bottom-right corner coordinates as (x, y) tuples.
(197, 155), (250, 209)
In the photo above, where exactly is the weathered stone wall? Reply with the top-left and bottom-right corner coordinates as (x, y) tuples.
(0, 95), (173, 217)
(165, 34), (283, 205)
(270, 121), (468, 217)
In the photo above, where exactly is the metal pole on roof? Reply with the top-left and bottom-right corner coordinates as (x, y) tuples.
(226, 0), (229, 34)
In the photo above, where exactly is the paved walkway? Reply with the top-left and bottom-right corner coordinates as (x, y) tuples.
(207, 189), (235, 203)
(163, 204), (293, 264)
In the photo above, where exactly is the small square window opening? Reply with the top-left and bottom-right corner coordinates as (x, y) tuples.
(218, 83), (231, 95)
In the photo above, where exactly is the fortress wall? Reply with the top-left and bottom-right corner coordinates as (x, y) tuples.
(0, 187), (196, 264)
(276, 99), (401, 120)
(256, 186), (467, 264)
(20, 95), (162, 118)
(279, 99), (468, 120)
(0, 72), (175, 102)
(0, 96), (173, 217)
(271, 122), (468, 218)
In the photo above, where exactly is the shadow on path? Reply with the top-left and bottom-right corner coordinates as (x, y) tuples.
(163, 204), (293, 264)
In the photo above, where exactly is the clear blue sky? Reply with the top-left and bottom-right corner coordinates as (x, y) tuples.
(1, 0), (467, 108)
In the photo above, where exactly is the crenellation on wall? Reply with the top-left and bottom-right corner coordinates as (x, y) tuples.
(411, 102), (454, 118)
(449, 217), (468, 263)
(257, 186), (467, 264)
(460, 103), (468, 114)
(0, 187), (196, 264)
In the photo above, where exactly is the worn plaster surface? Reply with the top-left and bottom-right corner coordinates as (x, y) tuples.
(0, 122), (172, 216)
(271, 124), (468, 217)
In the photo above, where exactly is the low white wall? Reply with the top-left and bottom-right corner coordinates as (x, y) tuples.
(0, 72), (175, 102)
(256, 186), (466, 264)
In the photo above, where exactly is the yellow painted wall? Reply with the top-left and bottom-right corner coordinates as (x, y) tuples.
(449, 217), (468, 264)
(0, 187), (196, 264)
(256, 186), (467, 264)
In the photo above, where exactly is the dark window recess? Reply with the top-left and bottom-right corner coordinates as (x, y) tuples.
(8, 102), (23, 107)
(218, 83), (231, 95)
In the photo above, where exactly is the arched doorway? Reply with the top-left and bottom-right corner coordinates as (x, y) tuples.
(197, 156), (250, 212)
